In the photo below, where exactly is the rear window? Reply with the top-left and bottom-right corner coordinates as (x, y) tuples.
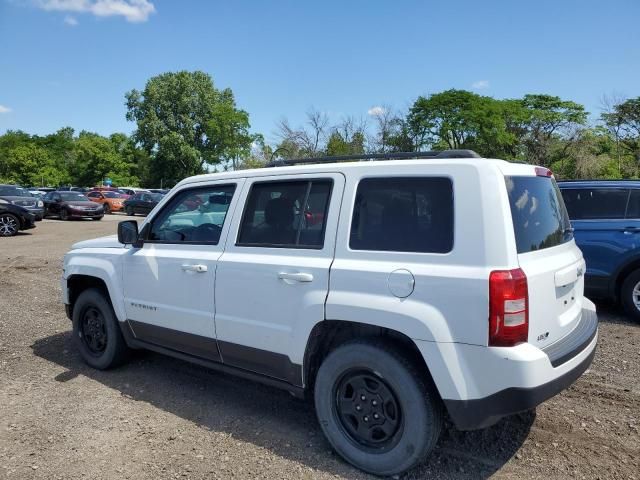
(561, 188), (629, 220)
(506, 176), (572, 254)
(350, 177), (453, 253)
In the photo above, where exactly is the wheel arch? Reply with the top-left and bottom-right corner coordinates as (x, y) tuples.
(613, 255), (640, 299)
(302, 320), (441, 399)
(65, 259), (125, 322)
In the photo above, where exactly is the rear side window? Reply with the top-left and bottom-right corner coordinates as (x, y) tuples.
(237, 179), (332, 249)
(350, 177), (453, 253)
(561, 188), (629, 220)
(506, 176), (572, 254)
(625, 190), (640, 218)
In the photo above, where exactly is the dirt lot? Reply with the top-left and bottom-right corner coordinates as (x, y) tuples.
(1, 217), (638, 480)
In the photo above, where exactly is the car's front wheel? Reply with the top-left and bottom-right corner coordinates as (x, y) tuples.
(125, 206), (134, 216)
(72, 288), (130, 369)
(103, 203), (111, 214)
(0, 213), (20, 236)
(620, 269), (640, 322)
(60, 208), (69, 221)
(314, 340), (443, 476)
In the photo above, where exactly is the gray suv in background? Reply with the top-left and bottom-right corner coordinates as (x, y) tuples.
(0, 185), (44, 220)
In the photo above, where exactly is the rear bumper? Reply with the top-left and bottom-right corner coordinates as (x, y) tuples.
(444, 338), (596, 430)
(416, 300), (598, 430)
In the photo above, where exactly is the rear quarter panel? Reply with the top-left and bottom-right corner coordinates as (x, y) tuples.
(326, 161), (518, 346)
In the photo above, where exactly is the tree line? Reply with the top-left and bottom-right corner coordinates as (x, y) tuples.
(1, 70), (639, 187)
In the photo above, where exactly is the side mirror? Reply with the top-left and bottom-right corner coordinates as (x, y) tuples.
(118, 220), (140, 246)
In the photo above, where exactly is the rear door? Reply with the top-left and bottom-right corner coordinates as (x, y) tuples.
(561, 186), (631, 295)
(215, 173), (343, 384)
(505, 174), (585, 347)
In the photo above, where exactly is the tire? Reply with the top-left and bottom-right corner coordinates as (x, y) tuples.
(0, 213), (20, 237)
(103, 203), (111, 214)
(125, 206), (134, 216)
(314, 340), (443, 476)
(60, 208), (69, 221)
(92, 216), (104, 221)
(620, 269), (640, 322)
(72, 288), (130, 369)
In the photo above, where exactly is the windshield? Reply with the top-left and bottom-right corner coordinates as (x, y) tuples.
(103, 192), (125, 198)
(506, 176), (573, 254)
(60, 192), (88, 201)
(149, 193), (164, 201)
(0, 186), (32, 197)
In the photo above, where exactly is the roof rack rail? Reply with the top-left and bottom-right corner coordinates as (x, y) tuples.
(266, 149), (481, 167)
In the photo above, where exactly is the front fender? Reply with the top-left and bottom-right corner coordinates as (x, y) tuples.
(63, 251), (125, 321)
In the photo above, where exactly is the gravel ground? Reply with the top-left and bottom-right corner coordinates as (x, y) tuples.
(1, 217), (639, 480)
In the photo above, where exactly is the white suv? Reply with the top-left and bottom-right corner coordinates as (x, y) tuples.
(62, 150), (598, 476)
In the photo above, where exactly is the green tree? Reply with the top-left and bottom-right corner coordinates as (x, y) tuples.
(407, 89), (513, 156)
(71, 132), (138, 187)
(517, 94), (588, 166)
(125, 71), (254, 185)
(602, 97), (640, 173)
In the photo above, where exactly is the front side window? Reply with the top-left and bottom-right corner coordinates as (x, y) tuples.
(561, 188), (629, 220)
(350, 177), (454, 253)
(148, 185), (236, 244)
(237, 179), (332, 248)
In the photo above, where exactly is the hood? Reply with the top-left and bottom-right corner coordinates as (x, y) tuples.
(64, 201), (101, 207)
(0, 195), (37, 205)
(72, 234), (122, 250)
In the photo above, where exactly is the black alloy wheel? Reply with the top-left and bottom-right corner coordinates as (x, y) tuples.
(79, 306), (108, 355)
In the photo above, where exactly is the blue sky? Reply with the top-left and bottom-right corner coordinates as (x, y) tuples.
(1, 0), (639, 144)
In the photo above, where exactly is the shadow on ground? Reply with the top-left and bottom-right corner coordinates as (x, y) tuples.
(592, 299), (638, 326)
(32, 332), (534, 479)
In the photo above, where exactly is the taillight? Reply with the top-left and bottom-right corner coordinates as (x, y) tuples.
(489, 268), (528, 347)
(535, 166), (553, 177)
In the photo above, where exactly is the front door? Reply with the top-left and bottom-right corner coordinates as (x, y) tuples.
(122, 180), (244, 361)
(215, 173), (344, 384)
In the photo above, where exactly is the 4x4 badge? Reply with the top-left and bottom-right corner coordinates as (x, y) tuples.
(537, 332), (549, 342)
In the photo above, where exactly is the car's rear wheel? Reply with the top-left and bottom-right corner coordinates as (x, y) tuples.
(0, 213), (20, 236)
(620, 270), (640, 322)
(60, 208), (69, 221)
(103, 203), (111, 214)
(72, 288), (130, 369)
(92, 216), (103, 221)
(314, 340), (443, 476)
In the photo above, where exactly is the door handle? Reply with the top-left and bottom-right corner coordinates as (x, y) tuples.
(623, 227), (640, 234)
(278, 272), (313, 283)
(181, 264), (208, 273)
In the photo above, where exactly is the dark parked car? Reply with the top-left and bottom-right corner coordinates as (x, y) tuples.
(0, 185), (44, 220)
(123, 192), (164, 216)
(148, 189), (170, 195)
(559, 180), (640, 321)
(42, 191), (104, 220)
(0, 200), (36, 236)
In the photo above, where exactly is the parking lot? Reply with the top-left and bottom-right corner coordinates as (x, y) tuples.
(0, 217), (638, 480)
